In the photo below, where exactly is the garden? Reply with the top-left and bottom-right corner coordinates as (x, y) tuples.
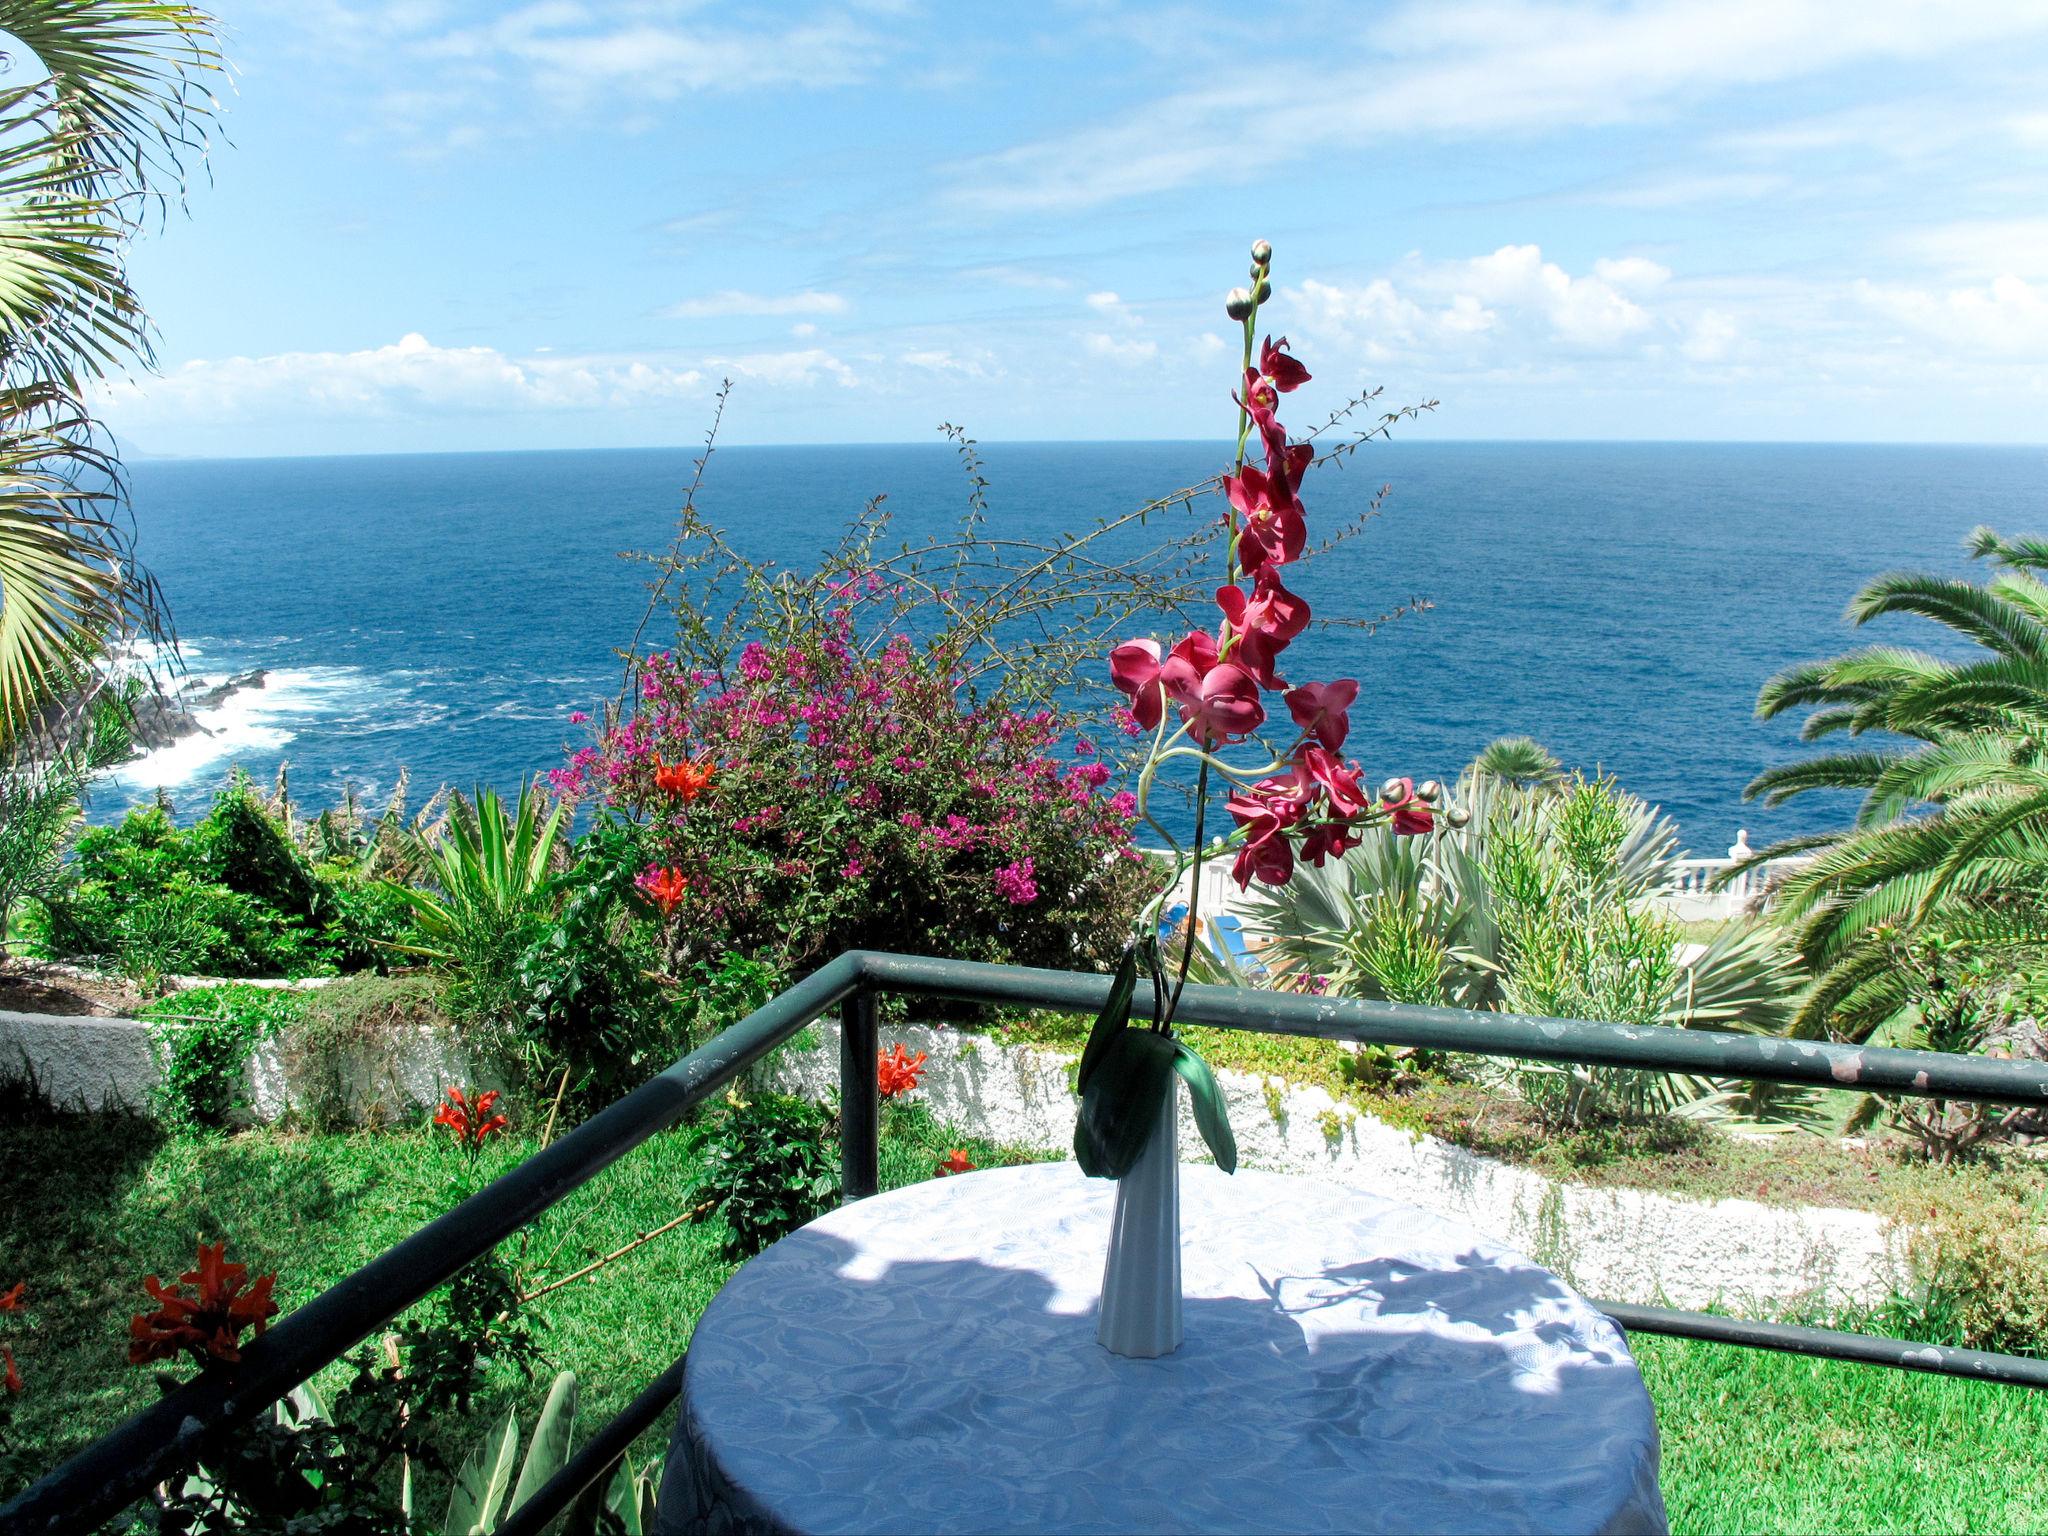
(7, 237), (2048, 1531)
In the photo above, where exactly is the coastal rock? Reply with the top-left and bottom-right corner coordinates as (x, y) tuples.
(124, 668), (267, 753)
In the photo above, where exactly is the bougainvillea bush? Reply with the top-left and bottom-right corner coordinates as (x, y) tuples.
(552, 594), (1152, 973)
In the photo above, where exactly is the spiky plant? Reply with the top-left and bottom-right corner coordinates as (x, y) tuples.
(0, 3), (223, 741)
(1467, 735), (1564, 792)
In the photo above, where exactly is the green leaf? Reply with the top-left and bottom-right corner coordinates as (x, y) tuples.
(1172, 1042), (1238, 1174)
(1075, 1027), (1177, 1178)
(445, 1404), (521, 1535)
(509, 1370), (579, 1516)
(1075, 944), (1139, 1098)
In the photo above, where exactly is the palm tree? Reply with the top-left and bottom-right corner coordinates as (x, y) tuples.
(0, 2), (222, 743)
(1746, 527), (2048, 1041)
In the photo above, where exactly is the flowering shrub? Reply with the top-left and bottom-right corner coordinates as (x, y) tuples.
(555, 589), (1150, 973)
(432, 1086), (508, 1153)
(877, 1042), (927, 1098)
(128, 1239), (279, 1367)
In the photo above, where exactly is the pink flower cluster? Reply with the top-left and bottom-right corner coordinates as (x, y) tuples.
(1109, 333), (1432, 890)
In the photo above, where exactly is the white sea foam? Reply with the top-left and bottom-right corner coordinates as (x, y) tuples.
(108, 662), (381, 794)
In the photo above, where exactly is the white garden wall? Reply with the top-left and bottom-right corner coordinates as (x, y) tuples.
(0, 1002), (1901, 1312)
(764, 1020), (1901, 1312)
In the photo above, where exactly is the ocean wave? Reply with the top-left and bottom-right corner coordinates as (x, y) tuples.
(106, 663), (387, 794)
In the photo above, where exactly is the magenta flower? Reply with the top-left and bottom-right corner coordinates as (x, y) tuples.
(1226, 783), (1303, 888)
(1223, 465), (1306, 575)
(1216, 569), (1310, 689)
(1299, 746), (1369, 818)
(1381, 777), (1435, 836)
(1109, 638), (1168, 729)
(1182, 659), (1265, 745)
(994, 858), (1038, 905)
(1285, 679), (1359, 753)
(1299, 821), (1361, 867)
(1258, 335), (1311, 394)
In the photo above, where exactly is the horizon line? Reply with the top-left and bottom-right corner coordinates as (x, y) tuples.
(128, 435), (2048, 465)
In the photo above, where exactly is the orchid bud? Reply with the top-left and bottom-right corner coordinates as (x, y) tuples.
(1417, 779), (1443, 805)
(1251, 239), (1273, 266)
(1225, 287), (1255, 321)
(1381, 777), (1407, 802)
(1253, 278), (1273, 305)
(1446, 807), (1471, 829)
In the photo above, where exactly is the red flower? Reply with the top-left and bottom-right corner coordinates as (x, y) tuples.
(1226, 777), (1308, 889)
(1216, 569), (1310, 689)
(935, 1149), (975, 1176)
(654, 757), (715, 802)
(1299, 821), (1362, 867)
(434, 1086), (509, 1151)
(1381, 777), (1435, 836)
(1259, 335), (1312, 394)
(127, 1240), (279, 1367)
(1224, 465), (1306, 575)
(0, 1282), (23, 1313)
(636, 863), (691, 916)
(1158, 632), (1264, 745)
(1300, 746), (1370, 819)
(1, 1345), (19, 1395)
(1284, 679), (1358, 753)
(877, 1043), (928, 1098)
(1108, 638), (1168, 730)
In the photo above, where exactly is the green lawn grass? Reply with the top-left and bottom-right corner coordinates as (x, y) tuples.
(4, 1105), (2047, 1533)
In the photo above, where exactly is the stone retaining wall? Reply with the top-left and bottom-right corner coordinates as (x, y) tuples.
(0, 1004), (1901, 1311)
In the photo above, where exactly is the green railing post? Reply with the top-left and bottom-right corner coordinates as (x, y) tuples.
(840, 988), (880, 1200)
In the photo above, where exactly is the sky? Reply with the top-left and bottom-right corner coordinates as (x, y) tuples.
(65, 0), (2048, 456)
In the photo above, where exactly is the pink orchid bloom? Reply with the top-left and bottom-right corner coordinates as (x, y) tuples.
(1109, 638), (1167, 729)
(1381, 777), (1436, 836)
(1259, 335), (1311, 394)
(1216, 570), (1311, 689)
(1226, 781), (1304, 888)
(1224, 465), (1307, 575)
(1182, 660), (1265, 745)
(1299, 821), (1362, 867)
(1300, 745), (1370, 819)
(1284, 679), (1359, 753)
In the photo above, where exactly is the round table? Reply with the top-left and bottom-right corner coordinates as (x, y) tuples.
(658, 1163), (1667, 1535)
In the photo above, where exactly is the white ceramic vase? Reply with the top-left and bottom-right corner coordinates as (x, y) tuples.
(1096, 1078), (1183, 1358)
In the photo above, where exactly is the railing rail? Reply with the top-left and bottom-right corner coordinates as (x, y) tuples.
(12, 950), (2048, 1533)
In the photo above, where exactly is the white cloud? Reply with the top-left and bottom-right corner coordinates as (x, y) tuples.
(664, 289), (849, 319)
(1856, 274), (2048, 356)
(1680, 310), (1741, 363)
(1086, 291), (1122, 311)
(96, 333), (706, 421)
(1896, 220), (2048, 281)
(1592, 257), (1673, 293)
(702, 347), (858, 387)
(1082, 333), (1158, 362)
(949, 0), (2048, 211)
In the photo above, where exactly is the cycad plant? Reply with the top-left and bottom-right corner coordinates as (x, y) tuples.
(1746, 526), (2048, 1045)
(0, 2), (222, 740)
(1228, 751), (1806, 1126)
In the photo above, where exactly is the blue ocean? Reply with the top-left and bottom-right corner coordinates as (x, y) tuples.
(107, 441), (2045, 854)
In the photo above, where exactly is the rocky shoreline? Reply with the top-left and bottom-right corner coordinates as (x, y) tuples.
(124, 668), (268, 755)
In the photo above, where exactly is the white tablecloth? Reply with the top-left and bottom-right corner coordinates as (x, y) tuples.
(659, 1162), (1667, 1535)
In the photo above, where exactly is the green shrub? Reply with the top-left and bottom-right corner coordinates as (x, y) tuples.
(1889, 1161), (2048, 1356)
(508, 818), (681, 1111)
(686, 1090), (838, 1262)
(142, 984), (305, 1133)
(279, 973), (455, 1131)
(40, 786), (399, 983)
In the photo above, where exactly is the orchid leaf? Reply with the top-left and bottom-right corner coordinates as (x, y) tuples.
(1172, 1041), (1238, 1173)
(1075, 1026), (1177, 1178)
(1075, 945), (1139, 1098)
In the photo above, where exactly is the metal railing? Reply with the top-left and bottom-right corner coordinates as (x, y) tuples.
(11, 949), (2048, 1533)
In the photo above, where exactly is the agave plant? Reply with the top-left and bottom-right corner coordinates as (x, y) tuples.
(0, 3), (223, 740)
(1746, 526), (2048, 1044)
(391, 784), (564, 1021)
